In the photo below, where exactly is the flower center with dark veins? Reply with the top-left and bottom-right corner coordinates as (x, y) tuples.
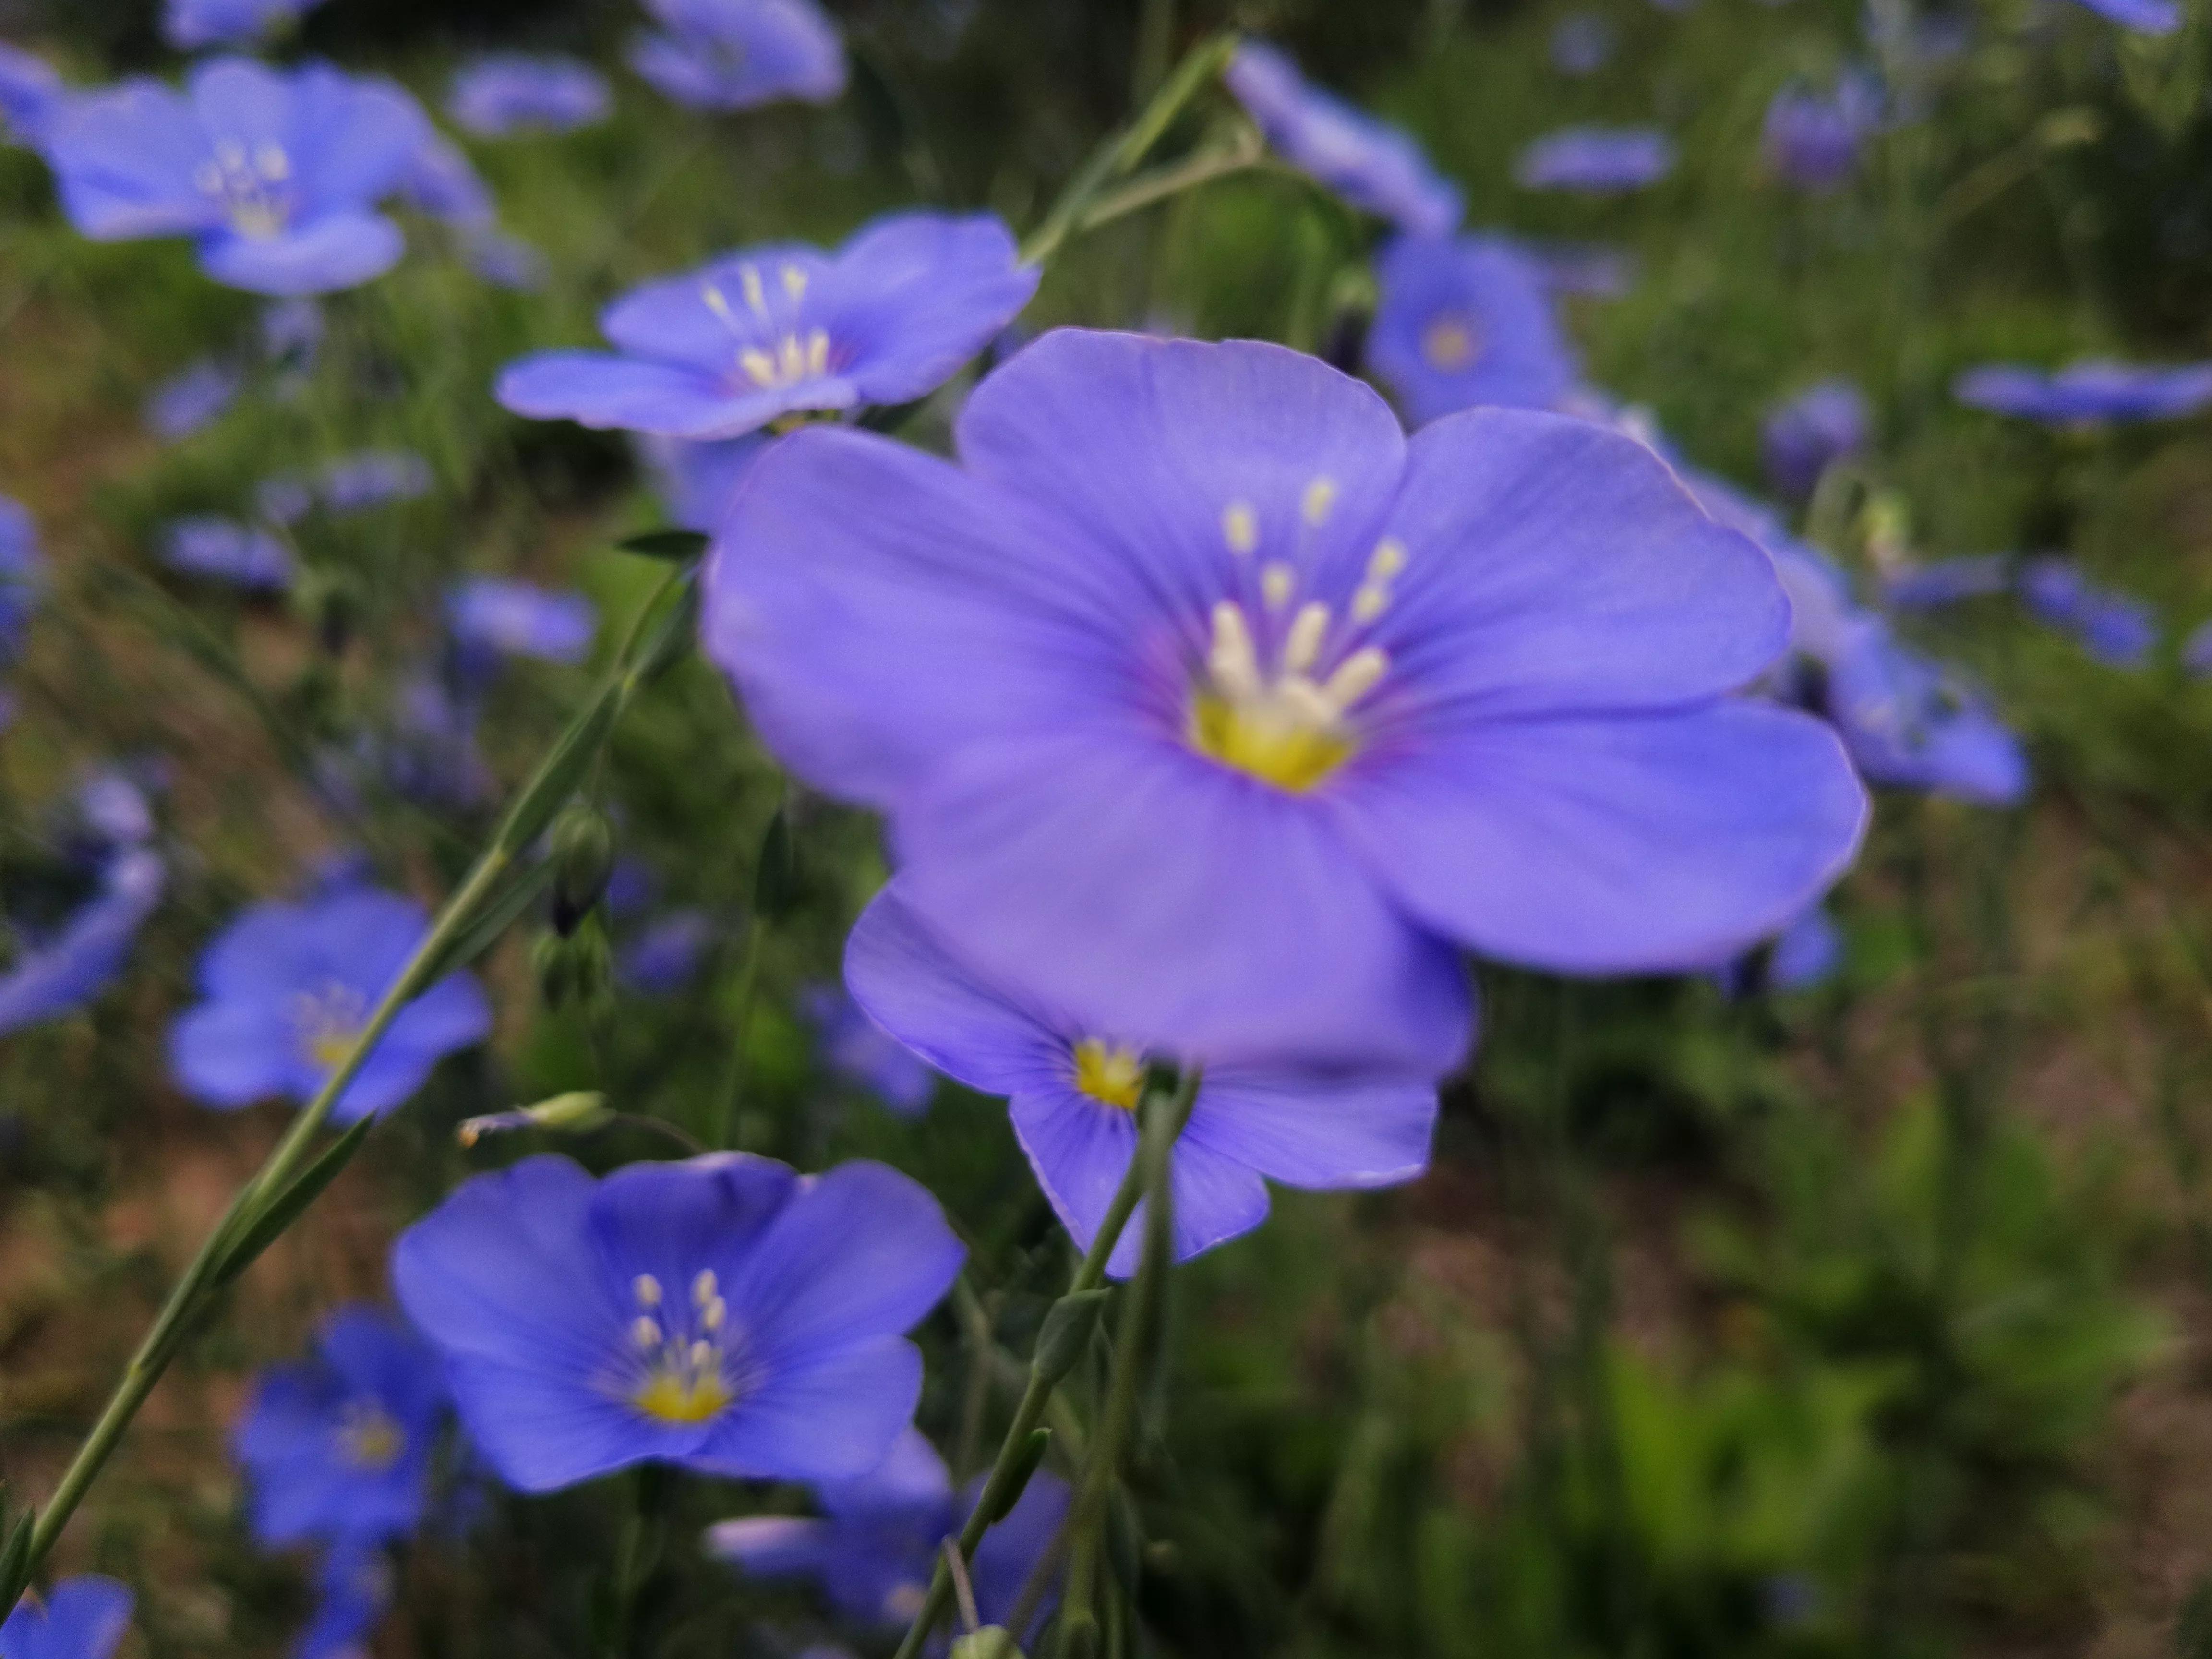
(702, 263), (832, 393)
(1421, 313), (1481, 372)
(1189, 488), (1402, 793)
(1072, 1038), (1145, 1111)
(195, 138), (295, 240)
(625, 1270), (737, 1426)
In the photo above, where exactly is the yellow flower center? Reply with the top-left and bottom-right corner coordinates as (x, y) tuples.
(1421, 313), (1481, 372)
(338, 1403), (405, 1472)
(624, 1270), (737, 1426)
(631, 1369), (734, 1425)
(195, 139), (294, 240)
(293, 982), (370, 1074)
(1073, 1039), (1145, 1111)
(702, 263), (833, 392)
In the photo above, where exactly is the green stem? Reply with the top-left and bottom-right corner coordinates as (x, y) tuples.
(1064, 129), (1263, 246)
(713, 917), (768, 1151)
(890, 1069), (1200, 1659)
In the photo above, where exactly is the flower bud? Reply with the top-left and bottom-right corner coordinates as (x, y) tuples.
(1031, 1290), (1108, 1387)
(949, 1631), (1024, 1659)
(550, 803), (615, 936)
(458, 1091), (613, 1147)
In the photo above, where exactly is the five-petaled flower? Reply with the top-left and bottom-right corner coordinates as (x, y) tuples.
(706, 329), (1868, 1072)
(0, 1577), (134, 1659)
(629, 0), (848, 113)
(1368, 235), (1581, 425)
(496, 212), (1037, 439)
(167, 882), (492, 1123)
(391, 1153), (963, 1493)
(45, 57), (434, 295)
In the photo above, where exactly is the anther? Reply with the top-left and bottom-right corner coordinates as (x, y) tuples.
(634, 1274), (662, 1306)
(1207, 602), (1263, 699)
(1222, 502), (1259, 556)
(691, 1270), (718, 1307)
(1283, 602), (1330, 673)
(1302, 478), (1338, 526)
(1261, 562), (1296, 610)
(1322, 647), (1389, 709)
(1368, 539), (1408, 581)
(632, 1316), (661, 1348)
(739, 265), (768, 318)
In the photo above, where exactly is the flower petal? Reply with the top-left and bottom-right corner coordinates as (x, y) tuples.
(199, 211), (406, 297)
(694, 1335), (924, 1481)
(1193, 1067), (1440, 1189)
(495, 352), (789, 437)
(817, 212), (1038, 407)
(168, 999), (293, 1108)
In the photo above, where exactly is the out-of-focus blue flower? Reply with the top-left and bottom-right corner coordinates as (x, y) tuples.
(168, 884), (492, 1123)
(232, 1307), (451, 1548)
(1368, 234), (1580, 425)
(1515, 125), (1674, 192)
(262, 451), (433, 526)
(1822, 615), (2029, 805)
(76, 769), (158, 850)
(1550, 13), (1615, 74)
(1761, 72), (1881, 192)
(165, 0), (325, 49)
(391, 1152), (964, 1493)
(499, 212), (1036, 440)
(445, 577), (598, 678)
(257, 476), (316, 527)
(0, 496), (45, 666)
(0, 848), (166, 1038)
(1883, 554), (2008, 609)
(293, 1543), (392, 1659)
(448, 54), (611, 137)
(801, 982), (937, 1117)
(630, 0), (848, 112)
(0, 43), (65, 149)
(380, 674), (493, 810)
(709, 1427), (1068, 1634)
(397, 132), (495, 228)
(160, 516), (295, 591)
(0, 1577), (133, 1659)
(2064, 0), (2180, 30)
(46, 58), (434, 296)
(1224, 41), (1461, 237)
(638, 434), (767, 532)
(145, 359), (242, 439)
(1762, 379), (1869, 498)
(1527, 240), (1635, 298)
(1955, 358), (2212, 424)
(1712, 903), (1842, 998)
(848, 886), (1442, 1274)
(618, 909), (717, 995)
(707, 330), (1865, 1068)
(2017, 557), (2157, 668)
(463, 228), (547, 291)
(262, 297), (324, 373)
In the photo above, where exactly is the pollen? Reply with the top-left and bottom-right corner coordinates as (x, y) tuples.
(1302, 477), (1339, 525)
(1421, 314), (1481, 372)
(1189, 598), (1387, 793)
(1222, 502), (1259, 556)
(631, 1369), (734, 1425)
(739, 329), (832, 391)
(1073, 1039), (1146, 1111)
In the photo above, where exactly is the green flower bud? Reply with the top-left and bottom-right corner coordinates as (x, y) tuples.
(550, 803), (616, 936)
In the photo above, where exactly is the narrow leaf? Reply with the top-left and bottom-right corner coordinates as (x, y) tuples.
(211, 1113), (379, 1290)
(494, 684), (621, 855)
(418, 862), (554, 986)
(616, 528), (710, 561)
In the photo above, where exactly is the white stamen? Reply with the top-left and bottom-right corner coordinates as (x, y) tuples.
(1261, 562), (1296, 610)
(1351, 585), (1389, 624)
(1302, 478), (1338, 526)
(1323, 647), (1389, 709)
(739, 264), (768, 318)
(691, 1269), (718, 1307)
(1283, 602), (1331, 673)
(1368, 539), (1408, 581)
(632, 1316), (662, 1348)
(1207, 602), (1264, 699)
(1222, 502), (1259, 556)
(781, 264), (808, 301)
(634, 1274), (662, 1306)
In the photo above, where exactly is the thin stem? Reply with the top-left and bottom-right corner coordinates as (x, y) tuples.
(713, 916), (768, 1151)
(890, 1069), (1200, 1659)
(1067, 128), (1263, 245)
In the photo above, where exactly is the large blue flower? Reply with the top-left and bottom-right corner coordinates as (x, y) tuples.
(1515, 126), (1675, 192)
(391, 1154), (964, 1493)
(0, 1578), (133, 1659)
(498, 213), (1036, 440)
(709, 1427), (1068, 1634)
(847, 884), (1442, 1274)
(1368, 234), (1580, 425)
(447, 55), (611, 138)
(164, 0), (325, 50)
(1955, 358), (2212, 424)
(167, 883), (492, 1123)
(1223, 41), (1461, 238)
(0, 496), (45, 666)
(0, 44), (64, 150)
(45, 58), (434, 296)
(1762, 379), (1869, 499)
(706, 331), (1867, 1070)
(629, 0), (847, 112)
(232, 1307), (452, 1549)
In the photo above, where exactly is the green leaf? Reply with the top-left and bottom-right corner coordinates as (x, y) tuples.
(615, 528), (710, 561)
(416, 862), (554, 986)
(752, 809), (799, 923)
(210, 1113), (379, 1292)
(494, 683), (622, 856)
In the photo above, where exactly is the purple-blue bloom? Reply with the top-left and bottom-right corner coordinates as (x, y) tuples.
(1761, 73), (1882, 192)
(1527, 241), (1636, 299)
(164, 0), (325, 49)
(0, 1578), (133, 1659)
(639, 433), (768, 532)
(464, 227), (548, 291)
(0, 43), (64, 149)
(802, 982), (937, 1118)
(145, 359), (242, 439)
(167, 884), (493, 1123)
(1955, 359), (2212, 424)
(391, 1153), (964, 1492)
(848, 885), (1438, 1274)
(232, 1307), (452, 1548)
(1368, 235), (1580, 426)
(160, 516), (295, 591)
(2016, 557), (2157, 668)
(706, 331), (1867, 1070)
(379, 673), (494, 810)
(321, 450), (434, 511)
(448, 54), (611, 138)
(1515, 125), (1675, 192)
(2183, 620), (2212, 678)
(293, 1543), (392, 1659)
(0, 850), (166, 1039)
(500, 213), (1035, 440)
(630, 0), (848, 112)
(618, 909), (718, 995)
(0, 496), (44, 665)
(46, 58), (434, 296)
(1714, 904), (1842, 998)
(1762, 379), (1870, 499)
(1224, 41), (1461, 238)
(2064, 0), (2180, 30)
(1550, 13), (1616, 74)
(1822, 615), (2030, 806)
(398, 132), (496, 228)
(709, 1427), (1067, 1633)
(445, 577), (598, 674)
(1883, 554), (2010, 609)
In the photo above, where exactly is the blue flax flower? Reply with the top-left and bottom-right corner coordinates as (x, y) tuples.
(1368, 234), (1580, 425)
(802, 982), (937, 1118)
(2182, 620), (2212, 678)
(398, 132), (495, 228)
(1550, 14), (1615, 74)
(709, 1427), (1067, 1632)
(391, 1153), (964, 1492)
(165, 0), (326, 50)
(1224, 42), (1461, 238)
(630, 0), (848, 112)
(160, 517), (295, 590)
(464, 228), (547, 291)
(145, 359), (241, 439)
(500, 213), (1035, 440)
(1712, 904), (1841, 998)
(1515, 126), (1674, 192)
(445, 577), (598, 678)
(2017, 557), (2157, 668)
(47, 58), (435, 296)
(707, 330), (1867, 1072)
(0, 1578), (133, 1659)
(2065, 0), (2180, 30)
(167, 883), (492, 1123)
(293, 1544), (392, 1659)
(1955, 358), (2212, 424)
(1883, 554), (2009, 609)
(0, 849), (166, 1038)
(376, 674), (494, 811)
(233, 1307), (452, 1548)
(618, 910), (717, 995)
(640, 433), (767, 531)
(321, 451), (433, 511)
(1761, 73), (1881, 192)
(448, 55), (611, 138)
(847, 885), (1439, 1274)
(1762, 379), (1869, 499)
(0, 44), (63, 149)
(0, 496), (45, 665)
